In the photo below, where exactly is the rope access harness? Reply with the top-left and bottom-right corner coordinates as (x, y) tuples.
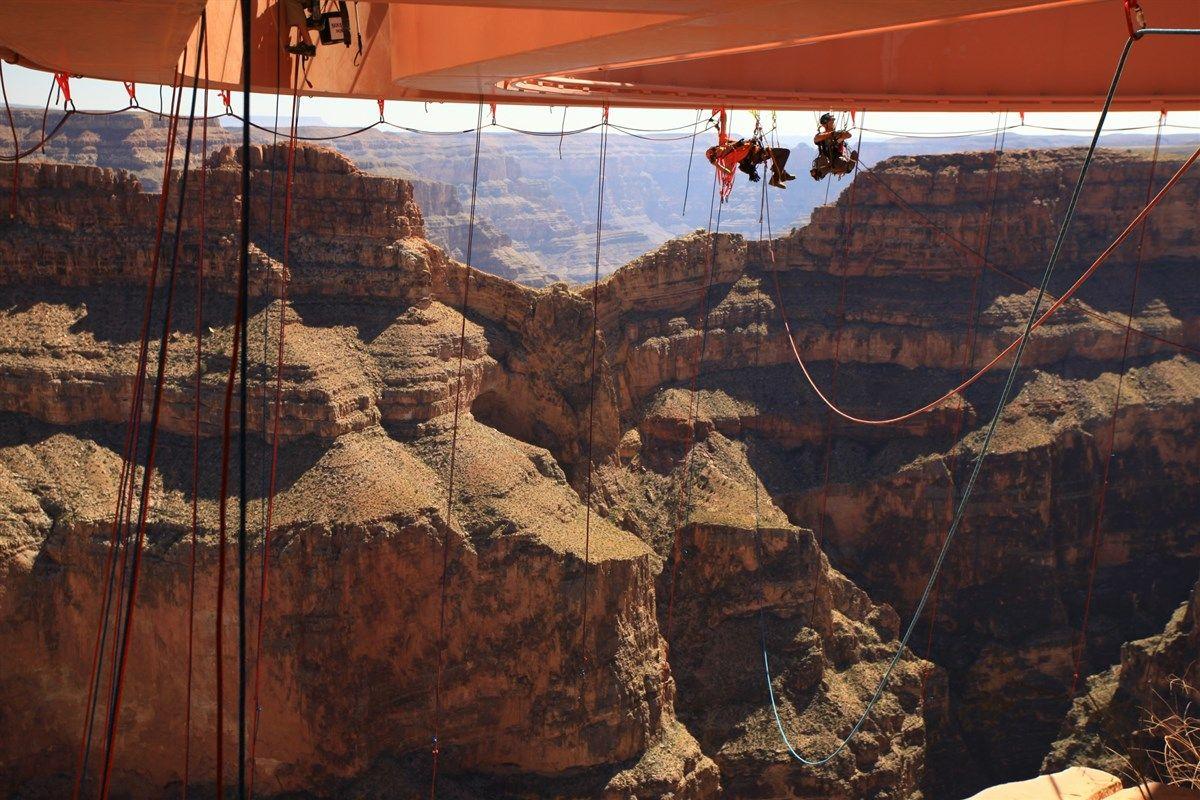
(430, 99), (486, 800)
(755, 25), (1200, 766)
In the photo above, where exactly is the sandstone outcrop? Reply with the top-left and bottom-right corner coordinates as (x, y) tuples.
(965, 766), (1122, 800)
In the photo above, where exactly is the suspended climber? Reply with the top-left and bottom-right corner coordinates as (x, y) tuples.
(810, 112), (859, 180)
(705, 109), (795, 201)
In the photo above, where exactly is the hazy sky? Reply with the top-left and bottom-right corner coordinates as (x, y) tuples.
(4, 64), (1198, 142)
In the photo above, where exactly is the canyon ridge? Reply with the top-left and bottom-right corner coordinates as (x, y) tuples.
(0, 137), (1197, 799)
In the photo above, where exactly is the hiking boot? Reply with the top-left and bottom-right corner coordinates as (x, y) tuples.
(286, 41), (317, 57)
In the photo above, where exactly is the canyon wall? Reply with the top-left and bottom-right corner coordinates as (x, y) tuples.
(0, 144), (953, 799)
(0, 141), (1196, 797)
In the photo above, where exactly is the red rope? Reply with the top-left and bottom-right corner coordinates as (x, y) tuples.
(71, 66), (183, 800)
(814, 112), (866, 548)
(771, 143), (1200, 427)
(182, 33), (211, 799)
(247, 60), (302, 798)
(1069, 113), (1165, 698)
(923, 113), (1007, 677)
(98, 23), (206, 794)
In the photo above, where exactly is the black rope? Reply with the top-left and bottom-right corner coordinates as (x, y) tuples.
(0, 63), (19, 215)
(430, 99), (486, 800)
(759, 32), (1142, 766)
(97, 16), (204, 797)
(680, 110), (702, 216)
(237, 0), (252, 796)
(579, 114), (609, 681)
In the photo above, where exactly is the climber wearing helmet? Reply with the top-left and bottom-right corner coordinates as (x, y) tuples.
(810, 112), (859, 181)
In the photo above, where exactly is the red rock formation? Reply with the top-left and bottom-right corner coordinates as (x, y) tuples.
(1, 142), (1197, 799)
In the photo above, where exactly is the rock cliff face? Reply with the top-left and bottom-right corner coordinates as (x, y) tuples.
(0, 143), (939, 800)
(0, 141), (1197, 799)
(589, 147), (1200, 794)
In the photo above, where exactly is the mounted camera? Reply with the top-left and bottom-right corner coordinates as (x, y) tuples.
(284, 0), (350, 57)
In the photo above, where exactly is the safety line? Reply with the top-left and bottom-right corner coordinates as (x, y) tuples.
(247, 55), (303, 800)
(71, 60), (184, 800)
(579, 114), (609, 682)
(430, 99), (485, 800)
(663, 166), (723, 649)
(1, 63), (19, 215)
(814, 111), (866, 560)
(680, 110), (702, 216)
(182, 28), (211, 798)
(237, 3), (254, 796)
(96, 18), (206, 797)
(1069, 111), (1165, 698)
(759, 32), (1197, 766)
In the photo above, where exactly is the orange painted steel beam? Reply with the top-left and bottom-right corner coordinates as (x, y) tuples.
(1, 0), (1196, 111)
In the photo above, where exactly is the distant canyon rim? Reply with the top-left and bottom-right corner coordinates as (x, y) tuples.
(0, 130), (1197, 799)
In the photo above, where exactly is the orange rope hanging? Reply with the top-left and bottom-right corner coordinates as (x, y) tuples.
(771, 141), (1200, 431)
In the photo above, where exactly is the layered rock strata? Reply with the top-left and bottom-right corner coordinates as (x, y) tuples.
(1, 143), (1197, 798)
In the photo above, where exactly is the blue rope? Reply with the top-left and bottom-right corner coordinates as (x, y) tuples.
(757, 34), (1139, 766)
